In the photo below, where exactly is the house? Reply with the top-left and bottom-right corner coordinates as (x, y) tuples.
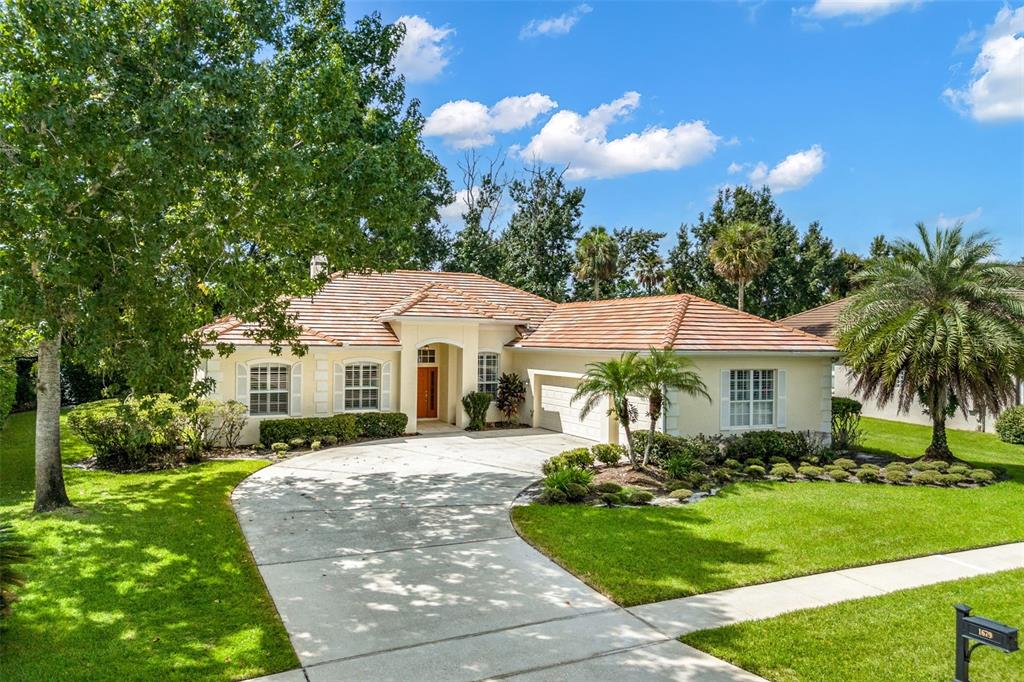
(199, 270), (838, 444)
(780, 297), (1024, 433)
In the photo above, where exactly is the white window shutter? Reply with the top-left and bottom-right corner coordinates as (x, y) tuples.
(334, 362), (345, 412)
(291, 363), (303, 416)
(381, 361), (392, 411)
(235, 363), (249, 409)
(720, 369), (730, 430)
(776, 369), (787, 428)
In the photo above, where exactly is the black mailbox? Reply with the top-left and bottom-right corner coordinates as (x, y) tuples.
(955, 604), (1019, 682)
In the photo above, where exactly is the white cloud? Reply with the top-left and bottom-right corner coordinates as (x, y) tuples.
(520, 92), (720, 179)
(936, 207), (983, 229)
(521, 4), (592, 39)
(727, 161), (745, 174)
(802, 0), (923, 20)
(943, 6), (1024, 122)
(394, 16), (454, 82)
(747, 145), (825, 193)
(439, 187), (474, 222)
(424, 93), (558, 148)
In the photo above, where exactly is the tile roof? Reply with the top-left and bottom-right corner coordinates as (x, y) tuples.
(513, 294), (838, 353)
(777, 298), (851, 342)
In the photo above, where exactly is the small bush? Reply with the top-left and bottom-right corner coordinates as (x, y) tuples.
(215, 400), (248, 450)
(181, 399), (217, 463)
(744, 458), (766, 469)
(542, 466), (593, 501)
(462, 391), (493, 431)
(726, 430), (790, 461)
(768, 456), (788, 464)
(884, 468), (909, 484)
(828, 468), (851, 481)
(495, 372), (527, 425)
(592, 443), (627, 466)
(911, 470), (941, 485)
(321, 434), (338, 446)
(668, 488), (693, 500)
(270, 442), (289, 453)
(600, 492), (620, 507)
(915, 460), (947, 472)
(543, 448), (594, 474)
(831, 397), (863, 451)
(770, 463), (797, 480)
(67, 395), (186, 470)
(723, 458), (743, 470)
(356, 412), (408, 439)
(744, 464), (766, 478)
(628, 490), (654, 504)
(948, 464), (970, 476)
(259, 414), (359, 447)
(594, 481), (623, 494)
(970, 469), (995, 484)
(634, 431), (724, 467)
(288, 437), (306, 449)
(801, 456), (820, 466)
(940, 473), (964, 486)
(995, 405), (1024, 445)
(711, 468), (733, 484)
(856, 467), (881, 483)
(252, 442), (264, 451)
(858, 462), (881, 472)
(665, 452), (699, 480)
(678, 471), (709, 489)
(538, 489), (568, 505)
(310, 440), (321, 451)
(833, 457), (858, 471)
(798, 465), (824, 478)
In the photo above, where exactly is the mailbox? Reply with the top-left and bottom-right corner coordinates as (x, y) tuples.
(954, 604), (1018, 682)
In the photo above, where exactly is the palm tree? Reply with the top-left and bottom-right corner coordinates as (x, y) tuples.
(636, 349), (711, 467)
(636, 252), (665, 296)
(837, 223), (1024, 461)
(574, 226), (619, 300)
(709, 221), (773, 311)
(572, 352), (642, 466)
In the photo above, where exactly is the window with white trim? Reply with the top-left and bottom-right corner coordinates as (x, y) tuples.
(344, 362), (380, 410)
(729, 369), (775, 427)
(417, 347), (436, 364)
(478, 353), (499, 396)
(250, 363), (290, 416)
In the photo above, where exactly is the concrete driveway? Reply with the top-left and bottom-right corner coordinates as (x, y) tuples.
(233, 428), (762, 681)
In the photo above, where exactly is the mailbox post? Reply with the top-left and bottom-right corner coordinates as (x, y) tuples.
(954, 603), (1018, 682)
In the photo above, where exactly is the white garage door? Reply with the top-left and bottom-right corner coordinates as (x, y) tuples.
(539, 383), (604, 442)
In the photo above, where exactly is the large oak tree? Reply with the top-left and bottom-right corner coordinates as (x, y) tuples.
(0, 0), (448, 511)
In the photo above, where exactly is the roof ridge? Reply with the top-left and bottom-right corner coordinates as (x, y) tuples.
(661, 296), (690, 348)
(554, 293), (687, 308)
(297, 324), (344, 346)
(683, 292), (837, 347)
(430, 280), (523, 318)
(377, 282), (436, 318)
(778, 296), (851, 323)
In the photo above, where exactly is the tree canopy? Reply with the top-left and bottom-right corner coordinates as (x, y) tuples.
(573, 226), (619, 300)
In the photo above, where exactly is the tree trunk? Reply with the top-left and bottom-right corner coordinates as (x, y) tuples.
(642, 393), (662, 468)
(618, 398), (636, 466)
(924, 386), (953, 461)
(34, 334), (72, 512)
(737, 281), (745, 312)
(593, 278), (600, 301)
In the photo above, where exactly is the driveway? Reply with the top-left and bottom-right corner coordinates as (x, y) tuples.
(233, 428), (762, 681)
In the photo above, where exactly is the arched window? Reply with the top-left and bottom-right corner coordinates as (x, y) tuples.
(250, 363), (290, 416)
(345, 362), (380, 410)
(477, 353), (500, 397)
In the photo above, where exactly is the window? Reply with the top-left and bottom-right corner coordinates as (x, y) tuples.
(250, 363), (289, 416)
(417, 347), (436, 364)
(478, 353), (499, 396)
(729, 369), (774, 428)
(344, 362), (380, 410)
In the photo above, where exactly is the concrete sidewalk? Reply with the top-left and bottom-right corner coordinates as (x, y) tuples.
(628, 543), (1024, 637)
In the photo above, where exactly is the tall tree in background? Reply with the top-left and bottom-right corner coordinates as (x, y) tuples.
(709, 221), (773, 312)
(574, 227), (619, 300)
(0, 0), (448, 511)
(613, 228), (666, 297)
(445, 152), (509, 278)
(636, 252), (666, 295)
(498, 166), (585, 301)
(838, 224), (1024, 460)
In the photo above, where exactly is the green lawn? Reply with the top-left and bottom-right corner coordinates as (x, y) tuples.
(512, 417), (1024, 607)
(682, 568), (1024, 682)
(0, 411), (297, 681)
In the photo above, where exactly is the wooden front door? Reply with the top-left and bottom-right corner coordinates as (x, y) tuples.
(417, 366), (438, 418)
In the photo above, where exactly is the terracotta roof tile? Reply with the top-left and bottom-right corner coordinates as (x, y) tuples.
(777, 298), (851, 342)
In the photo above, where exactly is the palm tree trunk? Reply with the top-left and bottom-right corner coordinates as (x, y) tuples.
(618, 398), (636, 466)
(34, 334), (72, 512)
(925, 386), (953, 460)
(737, 281), (745, 312)
(593, 278), (600, 301)
(642, 392), (661, 468)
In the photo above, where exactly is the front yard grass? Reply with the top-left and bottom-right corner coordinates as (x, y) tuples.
(511, 417), (1024, 607)
(681, 568), (1024, 682)
(0, 411), (297, 681)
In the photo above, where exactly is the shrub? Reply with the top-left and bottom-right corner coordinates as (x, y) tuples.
(542, 467), (593, 502)
(67, 395), (186, 470)
(911, 470), (941, 485)
(259, 414), (359, 447)
(495, 373), (526, 425)
(723, 458), (743, 470)
(743, 458), (766, 469)
(831, 397), (863, 451)
(665, 452), (699, 480)
(884, 462), (910, 473)
(995, 405), (1024, 445)
(970, 469), (996, 484)
(356, 412), (408, 439)
(948, 464), (970, 476)
(288, 437), (307, 449)
(856, 467), (880, 483)
(832, 457), (858, 471)
(828, 468), (851, 481)
(321, 434), (339, 447)
(668, 488), (693, 500)
(310, 440), (321, 451)
(542, 448), (594, 475)
(634, 431), (724, 467)
(215, 400), (248, 450)
(726, 431), (789, 461)
(770, 463), (797, 480)
(252, 442), (265, 451)
(180, 398), (217, 463)
(940, 473), (964, 486)
(600, 492), (620, 507)
(884, 468), (909, 484)
(915, 460), (947, 472)
(0, 522), (32, 618)
(592, 443), (627, 466)
(768, 456), (788, 465)
(538, 489), (568, 505)
(744, 464), (766, 478)
(711, 468), (734, 484)
(594, 481), (623, 494)
(462, 391), (492, 431)
(270, 442), (289, 453)
(798, 465), (824, 478)
(858, 462), (881, 472)
(677, 471), (709, 489)
(628, 490), (654, 504)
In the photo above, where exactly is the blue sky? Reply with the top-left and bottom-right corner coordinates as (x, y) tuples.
(350, 1), (1024, 260)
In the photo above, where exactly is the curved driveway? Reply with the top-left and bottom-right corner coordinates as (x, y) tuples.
(233, 428), (762, 681)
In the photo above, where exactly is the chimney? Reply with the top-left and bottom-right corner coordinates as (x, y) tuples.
(310, 254), (328, 279)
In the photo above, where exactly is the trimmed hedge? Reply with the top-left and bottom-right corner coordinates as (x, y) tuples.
(258, 412), (408, 446)
(995, 405), (1024, 445)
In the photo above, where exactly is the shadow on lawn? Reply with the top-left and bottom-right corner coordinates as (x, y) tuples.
(0, 465), (296, 681)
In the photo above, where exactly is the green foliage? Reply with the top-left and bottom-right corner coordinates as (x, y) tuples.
(770, 463), (797, 479)
(67, 396), (189, 470)
(573, 352), (643, 463)
(633, 349), (711, 467)
(970, 469), (996, 483)
(995, 405), (1024, 445)
(856, 467), (881, 483)
(542, 448), (595, 475)
(911, 470), (941, 485)
(831, 397), (863, 451)
(287, 437), (306, 449)
(915, 460), (948, 472)
(574, 226), (619, 300)
(542, 467), (593, 502)
(259, 414), (359, 446)
(594, 482), (623, 494)
(0, 359), (15, 422)
(216, 400), (249, 450)
(940, 473), (964, 486)
(744, 465), (766, 478)
(744, 458), (766, 468)
(665, 453), (699, 480)
(600, 492), (620, 507)
(948, 464), (971, 476)
(828, 468), (851, 481)
(628, 490), (654, 504)
(270, 442), (289, 453)
(724, 458), (743, 470)
(833, 457), (858, 471)
(798, 465), (824, 478)
(838, 225), (1024, 460)
(726, 430), (820, 463)
(321, 434), (339, 447)
(0, 522), (31, 618)
(708, 220), (773, 311)
(310, 440), (321, 451)
(668, 488), (693, 500)
(884, 468), (909, 484)
(495, 373), (527, 425)
(181, 399), (218, 463)
(592, 443), (627, 466)
(462, 391), (492, 431)
(355, 412), (408, 439)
